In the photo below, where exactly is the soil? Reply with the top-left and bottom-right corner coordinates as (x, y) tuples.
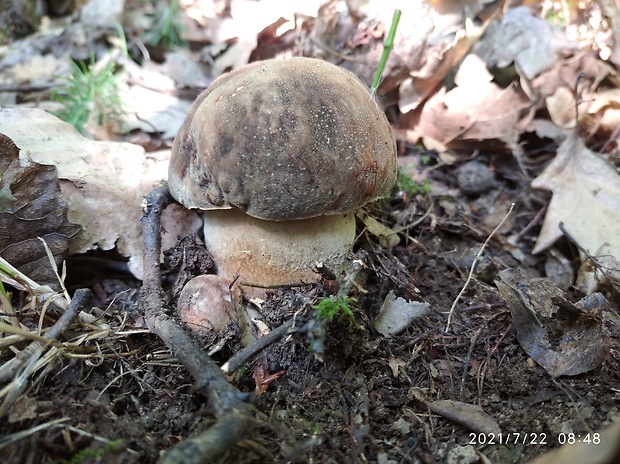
(2, 2), (620, 462)
(3, 145), (619, 464)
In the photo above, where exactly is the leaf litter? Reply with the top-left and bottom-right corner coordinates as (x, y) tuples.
(0, 0), (619, 463)
(531, 129), (620, 294)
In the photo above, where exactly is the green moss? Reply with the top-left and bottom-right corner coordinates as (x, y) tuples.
(60, 439), (122, 464)
(397, 167), (432, 196)
(313, 296), (355, 326)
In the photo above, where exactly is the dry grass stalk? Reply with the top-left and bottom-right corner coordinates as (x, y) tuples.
(0, 244), (140, 422)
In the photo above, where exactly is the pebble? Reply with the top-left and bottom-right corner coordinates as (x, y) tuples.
(456, 161), (495, 194)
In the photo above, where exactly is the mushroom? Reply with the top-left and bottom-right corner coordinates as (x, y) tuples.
(177, 274), (243, 333)
(176, 274), (256, 345)
(168, 57), (397, 293)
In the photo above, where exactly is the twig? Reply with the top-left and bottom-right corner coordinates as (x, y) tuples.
(477, 322), (513, 404)
(600, 120), (620, 153)
(0, 289), (90, 416)
(515, 203), (547, 241)
(63, 424), (139, 457)
(0, 84), (53, 93)
(459, 327), (482, 402)
(222, 319), (295, 375)
(221, 261), (367, 375)
(444, 203), (515, 332)
(139, 185), (252, 464)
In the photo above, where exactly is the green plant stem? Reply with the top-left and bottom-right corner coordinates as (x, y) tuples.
(370, 9), (401, 95)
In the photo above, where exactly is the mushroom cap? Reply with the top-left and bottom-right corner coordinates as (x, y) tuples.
(169, 57), (397, 221)
(177, 274), (243, 333)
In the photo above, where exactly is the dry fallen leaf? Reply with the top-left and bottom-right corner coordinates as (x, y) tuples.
(120, 57), (194, 139)
(191, 0), (321, 75)
(523, 119), (569, 142)
(531, 130), (620, 291)
(546, 86), (577, 129)
(496, 269), (607, 377)
(388, 357), (405, 377)
(414, 54), (529, 150)
(398, 19), (482, 114)
(408, 388), (501, 435)
(427, 400), (501, 435)
(4, 55), (71, 87)
(474, 6), (576, 80)
(373, 291), (431, 337)
(0, 133), (81, 287)
(528, 50), (612, 103)
(587, 88), (620, 138)
(357, 211), (400, 249)
(0, 108), (202, 279)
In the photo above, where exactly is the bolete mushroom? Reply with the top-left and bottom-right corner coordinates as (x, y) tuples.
(176, 274), (255, 345)
(177, 274), (243, 333)
(169, 57), (396, 293)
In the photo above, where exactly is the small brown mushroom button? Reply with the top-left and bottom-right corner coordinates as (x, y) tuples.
(169, 57), (397, 292)
(177, 275), (243, 331)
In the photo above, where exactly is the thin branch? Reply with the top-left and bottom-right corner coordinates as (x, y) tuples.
(0, 289), (91, 416)
(445, 203), (515, 332)
(139, 185), (252, 464)
(221, 319), (295, 375)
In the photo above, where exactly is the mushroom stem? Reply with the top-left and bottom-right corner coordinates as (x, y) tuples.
(202, 209), (355, 293)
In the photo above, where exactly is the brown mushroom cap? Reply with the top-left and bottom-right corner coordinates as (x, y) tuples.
(177, 274), (243, 333)
(169, 57), (397, 220)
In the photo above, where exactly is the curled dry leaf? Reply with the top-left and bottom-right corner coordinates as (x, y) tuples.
(529, 50), (612, 102)
(474, 6), (576, 80)
(408, 388), (501, 435)
(586, 89), (620, 138)
(531, 130), (620, 292)
(0, 108), (202, 279)
(119, 57), (194, 139)
(0, 133), (81, 288)
(496, 269), (607, 377)
(413, 54), (529, 150)
(357, 212), (400, 249)
(397, 0), (501, 114)
(188, 0), (321, 76)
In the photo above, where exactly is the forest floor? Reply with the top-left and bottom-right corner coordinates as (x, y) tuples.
(1, 1), (619, 463)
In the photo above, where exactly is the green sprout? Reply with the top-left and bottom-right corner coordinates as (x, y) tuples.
(313, 296), (355, 326)
(370, 9), (401, 95)
(545, 8), (566, 28)
(145, 0), (186, 49)
(51, 53), (124, 134)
